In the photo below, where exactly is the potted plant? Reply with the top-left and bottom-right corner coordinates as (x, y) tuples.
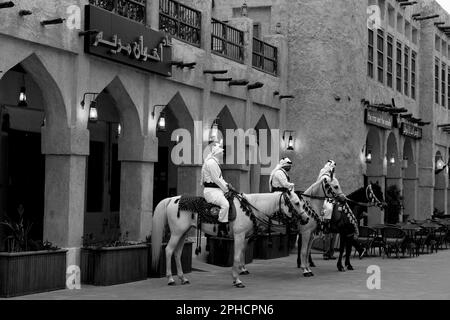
(0, 206), (66, 298)
(146, 226), (193, 278)
(80, 232), (148, 286)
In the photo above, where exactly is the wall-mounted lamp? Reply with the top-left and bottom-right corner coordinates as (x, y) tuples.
(366, 150), (372, 163)
(283, 130), (295, 151)
(117, 123), (122, 136)
(81, 92), (100, 123)
(241, 2), (248, 17)
(402, 156), (408, 169)
(18, 74), (27, 107)
(389, 155), (396, 165)
(435, 158), (448, 174)
(0, 1), (14, 9)
(209, 118), (220, 143)
(151, 104), (167, 132)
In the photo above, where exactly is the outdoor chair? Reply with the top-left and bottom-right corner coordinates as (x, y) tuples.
(381, 227), (406, 259)
(354, 226), (377, 257)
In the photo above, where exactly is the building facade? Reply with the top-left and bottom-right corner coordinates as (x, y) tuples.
(218, 0), (450, 224)
(1, 0), (450, 267)
(0, 0), (288, 265)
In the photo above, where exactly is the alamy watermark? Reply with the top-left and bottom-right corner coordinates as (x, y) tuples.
(171, 121), (282, 175)
(366, 265), (381, 290)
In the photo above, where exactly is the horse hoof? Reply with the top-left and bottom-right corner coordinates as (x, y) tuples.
(337, 266), (345, 272)
(346, 265), (354, 271)
(181, 279), (190, 285)
(168, 280), (176, 286)
(240, 270), (250, 275)
(303, 272), (312, 277)
(233, 281), (245, 288)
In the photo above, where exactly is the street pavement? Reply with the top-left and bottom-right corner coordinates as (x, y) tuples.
(7, 247), (450, 300)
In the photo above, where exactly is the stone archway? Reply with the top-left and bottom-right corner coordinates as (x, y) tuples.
(385, 132), (402, 224)
(252, 115), (272, 193)
(154, 92), (196, 207)
(0, 54), (86, 261)
(402, 138), (418, 221)
(365, 128), (384, 225)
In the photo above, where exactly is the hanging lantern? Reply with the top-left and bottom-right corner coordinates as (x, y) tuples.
(117, 123), (122, 136)
(18, 86), (27, 107)
(89, 100), (98, 123)
(389, 155), (396, 165)
(157, 111), (166, 131)
(241, 2), (248, 17)
(366, 150), (372, 163)
(287, 134), (294, 151)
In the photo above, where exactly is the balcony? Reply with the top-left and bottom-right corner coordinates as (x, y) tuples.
(211, 18), (244, 63)
(159, 0), (202, 47)
(252, 38), (278, 76)
(88, 0), (146, 24)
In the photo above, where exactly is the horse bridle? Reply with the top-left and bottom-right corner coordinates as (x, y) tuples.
(366, 184), (384, 208)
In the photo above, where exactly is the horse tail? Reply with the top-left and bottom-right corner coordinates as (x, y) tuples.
(151, 197), (171, 273)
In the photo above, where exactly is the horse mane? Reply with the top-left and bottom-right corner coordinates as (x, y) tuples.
(303, 179), (322, 196)
(347, 187), (366, 201)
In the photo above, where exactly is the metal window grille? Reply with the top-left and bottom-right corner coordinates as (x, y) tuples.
(411, 51), (416, 100)
(442, 63), (446, 107)
(396, 41), (402, 93)
(377, 29), (384, 84)
(387, 35), (393, 88)
(211, 18), (244, 63)
(404, 46), (409, 97)
(435, 58), (440, 104)
(89, 0), (146, 24)
(252, 38), (278, 76)
(159, 0), (201, 47)
(368, 29), (374, 78)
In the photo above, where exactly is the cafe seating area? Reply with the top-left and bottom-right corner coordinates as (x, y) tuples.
(354, 218), (450, 259)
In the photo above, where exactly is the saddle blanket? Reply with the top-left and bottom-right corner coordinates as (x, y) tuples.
(176, 195), (236, 223)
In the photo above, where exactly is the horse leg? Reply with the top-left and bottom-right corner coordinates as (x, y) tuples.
(297, 233), (302, 268)
(165, 234), (181, 285)
(300, 232), (312, 277)
(239, 238), (250, 275)
(337, 233), (345, 272)
(174, 230), (190, 285)
(309, 252), (316, 268)
(232, 233), (246, 288)
(306, 236), (315, 275)
(345, 235), (354, 270)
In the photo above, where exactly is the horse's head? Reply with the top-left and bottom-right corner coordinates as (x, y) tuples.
(282, 190), (310, 225)
(322, 176), (347, 203)
(368, 182), (387, 210)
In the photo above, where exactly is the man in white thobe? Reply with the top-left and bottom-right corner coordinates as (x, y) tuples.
(201, 143), (232, 235)
(269, 158), (295, 192)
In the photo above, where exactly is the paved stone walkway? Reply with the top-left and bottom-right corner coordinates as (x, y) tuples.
(6, 249), (450, 300)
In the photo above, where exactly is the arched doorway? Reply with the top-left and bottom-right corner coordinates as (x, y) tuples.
(154, 93), (194, 207)
(385, 132), (402, 224)
(434, 151), (446, 214)
(252, 115), (272, 193)
(365, 128), (384, 225)
(0, 63), (46, 246)
(402, 138), (417, 221)
(84, 89), (122, 241)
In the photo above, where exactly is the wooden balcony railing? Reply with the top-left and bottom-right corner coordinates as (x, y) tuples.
(159, 0), (202, 47)
(211, 18), (244, 63)
(89, 0), (146, 24)
(252, 38), (278, 75)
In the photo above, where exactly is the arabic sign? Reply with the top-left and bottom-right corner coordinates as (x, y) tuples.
(400, 122), (422, 139)
(84, 5), (172, 77)
(364, 109), (393, 130)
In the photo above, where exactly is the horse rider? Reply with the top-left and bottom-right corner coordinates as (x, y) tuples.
(317, 160), (338, 260)
(269, 157), (295, 193)
(201, 142), (233, 237)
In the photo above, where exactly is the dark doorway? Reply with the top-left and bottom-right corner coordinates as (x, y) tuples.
(153, 146), (169, 208)
(6, 129), (45, 241)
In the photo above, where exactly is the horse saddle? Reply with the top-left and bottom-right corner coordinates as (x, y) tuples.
(176, 195), (237, 223)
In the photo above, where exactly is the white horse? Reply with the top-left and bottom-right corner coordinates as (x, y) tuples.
(297, 176), (347, 276)
(151, 190), (310, 288)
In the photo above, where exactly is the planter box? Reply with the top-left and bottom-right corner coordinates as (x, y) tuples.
(0, 250), (67, 298)
(81, 245), (147, 286)
(148, 241), (193, 278)
(206, 237), (254, 267)
(253, 233), (289, 260)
